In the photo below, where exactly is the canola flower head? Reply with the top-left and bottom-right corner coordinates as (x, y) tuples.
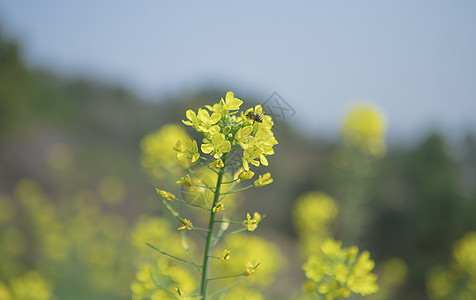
(179, 91), (277, 172)
(303, 238), (378, 299)
(340, 101), (387, 157)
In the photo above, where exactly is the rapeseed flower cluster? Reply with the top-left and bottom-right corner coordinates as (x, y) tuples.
(303, 239), (379, 300)
(1, 178), (132, 299)
(142, 91), (279, 300)
(179, 91), (278, 172)
(340, 102), (387, 157)
(293, 192), (339, 256)
(141, 124), (191, 178)
(0, 271), (52, 300)
(426, 231), (476, 299)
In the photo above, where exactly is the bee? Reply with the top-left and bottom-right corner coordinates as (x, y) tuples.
(246, 111), (263, 123)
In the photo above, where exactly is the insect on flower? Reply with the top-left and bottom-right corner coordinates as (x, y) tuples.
(246, 111), (263, 123)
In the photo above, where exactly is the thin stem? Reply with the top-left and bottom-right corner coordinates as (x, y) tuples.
(219, 185), (254, 196)
(146, 243), (202, 269)
(174, 198), (209, 210)
(208, 277), (246, 299)
(200, 153), (227, 300)
(215, 220), (242, 224)
(198, 161), (219, 175)
(208, 273), (244, 281)
(214, 228), (247, 240)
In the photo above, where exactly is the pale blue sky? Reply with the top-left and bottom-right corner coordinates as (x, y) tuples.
(1, 1), (475, 141)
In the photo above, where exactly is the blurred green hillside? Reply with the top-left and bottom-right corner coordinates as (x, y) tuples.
(1, 27), (476, 300)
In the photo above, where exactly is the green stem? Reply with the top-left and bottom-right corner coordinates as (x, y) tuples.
(200, 153), (227, 300)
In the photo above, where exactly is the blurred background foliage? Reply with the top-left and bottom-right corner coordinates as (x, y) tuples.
(1, 25), (476, 300)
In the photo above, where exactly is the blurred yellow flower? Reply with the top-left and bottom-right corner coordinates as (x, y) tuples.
(141, 124), (190, 178)
(293, 191), (338, 234)
(7, 271), (52, 300)
(213, 234), (284, 287)
(340, 102), (387, 157)
(452, 231), (476, 276)
(426, 266), (454, 299)
(303, 238), (378, 299)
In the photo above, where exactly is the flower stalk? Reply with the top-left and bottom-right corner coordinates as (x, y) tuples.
(139, 91), (278, 299)
(200, 153), (227, 299)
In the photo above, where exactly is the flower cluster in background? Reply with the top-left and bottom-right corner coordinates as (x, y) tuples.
(340, 102), (387, 158)
(426, 231), (476, 299)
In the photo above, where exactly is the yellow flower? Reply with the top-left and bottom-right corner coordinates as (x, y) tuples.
(221, 91), (243, 112)
(293, 191), (338, 235)
(340, 102), (387, 157)
(182, 109), (200, 128)
(303, 255), (326, 282)
(8, 271), (52, 300)
(234, 126), (254, 149)
(176, 174), (192, 187)
(254, 173), (273, 187)
(238, 170), (255, 181)
(242, 212), (262, 232)
(174, 139), (200, 166)
(140, 124), (190, 178)
(156, 189), (175, 201)
(243, 262), (260, 276)
(178, 218), (193, 231)
(201, 133), (231, 159)
(209, 159), (224, 169)
(452, 232), (476, 275)
(303, 238), (378, 299)
(212, 203), (225, 213)
(220, 249), (231, 262)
